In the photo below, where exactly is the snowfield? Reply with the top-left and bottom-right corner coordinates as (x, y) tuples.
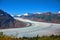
(0, 17), (60, 37)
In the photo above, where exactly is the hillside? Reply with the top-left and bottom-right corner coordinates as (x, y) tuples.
(0, 10), (27, 29)
(20, 12), (60, 24)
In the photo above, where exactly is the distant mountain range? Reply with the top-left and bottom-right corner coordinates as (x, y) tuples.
(0, 9), (60, 29)
(0, 10), (26, 29)
(19, 12), (60, 23)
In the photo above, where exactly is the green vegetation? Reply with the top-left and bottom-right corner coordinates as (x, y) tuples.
(0, 32), (3, 36)
(0, 32), (60, 40)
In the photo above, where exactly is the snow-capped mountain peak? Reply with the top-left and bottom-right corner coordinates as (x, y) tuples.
(11, 15), (14, 17)
(34, 12), (42, 14)
(58, 11), (60, 13)
(17, 15), (21, 17)
(23, 13), (29, 16)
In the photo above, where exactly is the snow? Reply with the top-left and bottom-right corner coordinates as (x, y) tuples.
(11, 15), (14, 17)
(23, 13), (29, 16)
(0, 17), (60, 37)
(17, 15), (21, 16)
(34, 12), (42, 14)
(58, 11), (60, 13)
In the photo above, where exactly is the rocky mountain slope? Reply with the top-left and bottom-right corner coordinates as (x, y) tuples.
(20, 12), (60, 23)
(0, 10), (26, 29)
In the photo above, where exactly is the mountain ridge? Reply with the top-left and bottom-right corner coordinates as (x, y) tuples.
(20, 12), (60, 24)
(0, 10), (27, 29)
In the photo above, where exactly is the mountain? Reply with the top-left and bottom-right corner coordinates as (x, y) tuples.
(14, 14), (21, 17)
(0, 10), (26, 29)
(20, 12), (60, 23)
(0, 9), (15, 29)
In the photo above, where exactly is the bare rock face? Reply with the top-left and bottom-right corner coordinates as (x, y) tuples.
(0, 10), (15, 29)
(0, 10), (27, 29)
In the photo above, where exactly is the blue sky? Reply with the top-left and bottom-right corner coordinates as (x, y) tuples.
(0, 0), (60, 15)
